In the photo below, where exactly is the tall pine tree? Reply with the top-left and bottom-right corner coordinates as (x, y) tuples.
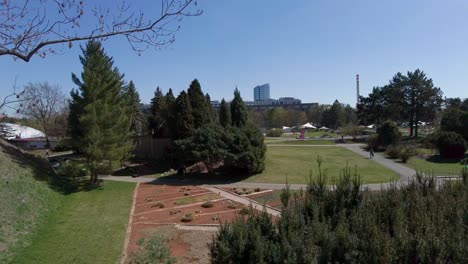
(149, 87), (166, 137)
(165, 88), (176, 138)
(124, 80), (144, 136)
(173, 91), (194, 139)
(230, 88), (248, 127)
(187, 79), (212, 128)
(69, 40), (132, 184)
(219, 98), (231, 127)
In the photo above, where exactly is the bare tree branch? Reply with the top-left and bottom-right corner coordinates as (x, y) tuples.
(0, 0), (202, 61)
(20, 82), (67, 145)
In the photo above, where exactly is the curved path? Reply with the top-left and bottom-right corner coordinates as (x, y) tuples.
(101, 144), (425, 192)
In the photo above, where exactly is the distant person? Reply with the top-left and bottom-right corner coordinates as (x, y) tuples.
(369, 148), (374, 159)
(45, 149), (49, 157)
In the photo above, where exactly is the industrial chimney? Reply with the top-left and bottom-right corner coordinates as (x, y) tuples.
(356, 74), (360, 107)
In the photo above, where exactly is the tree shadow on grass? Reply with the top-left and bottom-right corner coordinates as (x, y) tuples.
(0, 139), (98, 194)
(426, 154), (468, 164)
(148, 167), (258, 187)
(112, 162), (171, 177)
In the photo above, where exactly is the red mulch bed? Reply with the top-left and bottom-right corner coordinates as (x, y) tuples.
(127, 183), (246, 261)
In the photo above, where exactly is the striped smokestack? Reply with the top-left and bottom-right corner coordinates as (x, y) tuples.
(356, 74), (360, 106)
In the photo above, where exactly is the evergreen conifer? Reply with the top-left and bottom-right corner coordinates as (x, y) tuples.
(69, 40), (132, 184)
(219, 98), (231, 127)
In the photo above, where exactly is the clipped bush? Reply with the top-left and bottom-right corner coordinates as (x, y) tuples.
(385, 145), (401, 159)
(151, 202), (166, 209)
(265, 128), (283, 137)
(399, 147), (416, 163)
(201, 201), (214, 208)
(434, 132), (467, 159)
(181, 213), (193, 222)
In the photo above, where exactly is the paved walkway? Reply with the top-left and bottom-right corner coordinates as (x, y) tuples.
(341, 144), (416, 184)
(100, 143), (434, 192)
(203, 186), (281, 217)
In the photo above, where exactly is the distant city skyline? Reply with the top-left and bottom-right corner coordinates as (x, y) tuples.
(1, 0), (468, 115)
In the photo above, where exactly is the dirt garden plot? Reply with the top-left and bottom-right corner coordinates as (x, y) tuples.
(126, 183), (248, 263)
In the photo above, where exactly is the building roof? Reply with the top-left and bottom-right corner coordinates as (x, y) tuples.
(0, 122), (46, 139)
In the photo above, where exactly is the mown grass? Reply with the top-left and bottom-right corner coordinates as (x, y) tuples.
(12, 180), (135, 264)
(406, 155), (466, 176)
(266, 140), (335, 145)
(244, 146), (399, 184)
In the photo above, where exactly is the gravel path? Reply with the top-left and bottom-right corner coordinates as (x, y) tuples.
(203, 186), (281, 217)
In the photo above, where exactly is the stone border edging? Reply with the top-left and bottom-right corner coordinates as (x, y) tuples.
(120, 182), (139, 264)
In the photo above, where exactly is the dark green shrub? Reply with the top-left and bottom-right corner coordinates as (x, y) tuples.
(151, 202), (166, 209)
(210, 161), (468, 263)
(128, 234), (174, 264)
(265, 128), (283, 137)
(434, 131), (467, 159)
(377, 121), (401, 147)
(440, 108), (468, 141)
(181, 213), (193, 222)
(385, 145), (401, 159)
(366, 134), (379, 151)
(57, 161), (88, 178)
(224, 124), (266, 173)
(201, 201), (214, 208)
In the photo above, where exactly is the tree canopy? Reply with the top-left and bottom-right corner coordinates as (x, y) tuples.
(358, 69), (443, 137)
(68, 40), (133, 184)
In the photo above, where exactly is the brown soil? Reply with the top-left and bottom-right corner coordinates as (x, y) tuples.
(127, 183), (245, 263)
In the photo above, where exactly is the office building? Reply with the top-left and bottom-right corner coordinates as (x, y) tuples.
(254, 84), (270, 101)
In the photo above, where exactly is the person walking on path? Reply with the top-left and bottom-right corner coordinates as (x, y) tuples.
(369, 148), (375, 159)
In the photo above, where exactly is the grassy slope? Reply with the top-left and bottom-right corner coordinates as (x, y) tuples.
(0, 140), (63, 263)
(245, 146), (399, 184)
(13, 180), (135, 264)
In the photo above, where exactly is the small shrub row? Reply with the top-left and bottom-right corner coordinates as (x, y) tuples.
(181, 213), (193, 222)
(151, 202), (166, 209)
(201, 201), (214, 208)
(265, 128), (283, 137)
(385, 145), (416, 163)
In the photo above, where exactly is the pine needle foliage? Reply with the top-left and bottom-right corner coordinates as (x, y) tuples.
(210, 163), (468, 263)
(68, 40), (133, 184)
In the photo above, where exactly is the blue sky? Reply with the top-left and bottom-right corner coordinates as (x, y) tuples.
(1, 0), (468, 113)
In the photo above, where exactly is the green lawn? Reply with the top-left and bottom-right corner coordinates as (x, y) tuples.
(13, 180), (135, 264)
(406, 156), (466, 176)
(244, 146), (399, 184)
(266, 139), (335, 145)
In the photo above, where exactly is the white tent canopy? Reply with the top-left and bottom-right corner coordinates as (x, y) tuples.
(282, 126), (292, 132)
(0, 123), (45, 140)
(299, 122), (316, 129)
(319, 126), (329, 130)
